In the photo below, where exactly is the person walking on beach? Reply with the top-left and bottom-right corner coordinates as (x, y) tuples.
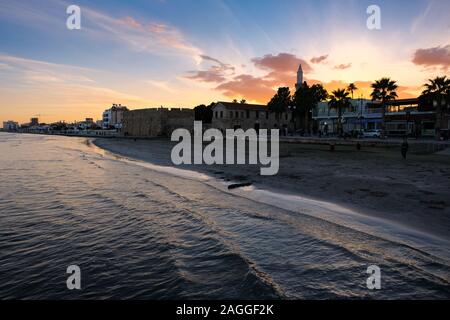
(401, 137), (409, 159)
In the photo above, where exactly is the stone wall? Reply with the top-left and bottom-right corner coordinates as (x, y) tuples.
(123, 108), (194, 137)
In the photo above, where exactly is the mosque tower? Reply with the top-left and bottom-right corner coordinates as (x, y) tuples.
(295, 64), (303, 91)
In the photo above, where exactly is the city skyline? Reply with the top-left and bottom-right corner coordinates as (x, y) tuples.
(1, 0), (450, 123)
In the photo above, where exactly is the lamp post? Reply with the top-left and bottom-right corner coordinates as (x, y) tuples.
(405, 110), (411, 141)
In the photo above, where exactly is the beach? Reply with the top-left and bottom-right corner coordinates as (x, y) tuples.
(94, 137), (450, 241)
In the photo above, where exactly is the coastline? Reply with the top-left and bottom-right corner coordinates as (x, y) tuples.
(92, 137), (450, 242)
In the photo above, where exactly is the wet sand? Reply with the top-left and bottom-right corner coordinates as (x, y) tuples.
(93, 138), (450, 241)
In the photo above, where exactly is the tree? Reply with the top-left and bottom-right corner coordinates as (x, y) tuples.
(328, 89), (351, 136)
(421, 76), (450, 140)
(293, 82), (328, 132)
(240, 99), (247, 104)
(194, 103), (214, 124)
(370, 78), (398, 132)
(232, 99), (238, 103)
(347, 83), (358, 99)
(268, 87), (291, 120)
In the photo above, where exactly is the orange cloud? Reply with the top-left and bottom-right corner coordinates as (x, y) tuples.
(333, 63), (352, 70)
(216, 74), (275, 102)
(412, 45), (450, 70)
(211, 53), (312, 102)
(252, 53), (313, 73)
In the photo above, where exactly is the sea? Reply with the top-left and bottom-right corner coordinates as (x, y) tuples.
(0, 132), (449, 299)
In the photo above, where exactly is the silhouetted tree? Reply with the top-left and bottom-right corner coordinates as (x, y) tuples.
(371, 78), (398, 131)
(421, 76), (450, 140)
(347, 83), (358, 99)
(194, 103), (214, 124)
(329, 89), (351, 136)
(268, 87), (291, 120)
(293, 82), (328, 132)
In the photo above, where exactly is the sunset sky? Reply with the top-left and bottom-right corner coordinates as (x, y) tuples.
(1, 0), (449, 124)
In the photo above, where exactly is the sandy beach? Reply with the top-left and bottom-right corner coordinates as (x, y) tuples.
(93, 138), (450, 241)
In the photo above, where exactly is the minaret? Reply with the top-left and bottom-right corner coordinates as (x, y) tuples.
(295, 64), (303, 91)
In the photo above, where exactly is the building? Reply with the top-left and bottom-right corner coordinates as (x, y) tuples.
(122, 107), (195, 137)
(384, 98), (436, 137)
(211, 101), (293, 133)
(102, 104), (129, 129)
(312, 97), (440, 137)
(2, 121), (19, 131)
(30, 118), (39, 126)
(77, 118), (96, 130)
(313, 99), (380, 133)
(295, 64), (303, 91)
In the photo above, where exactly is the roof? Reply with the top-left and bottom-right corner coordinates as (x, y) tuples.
(214, 101), (268, 112)
(386, 98), (419, 106)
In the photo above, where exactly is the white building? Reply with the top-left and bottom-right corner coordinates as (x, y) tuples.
(102, 104), (129, 129)
(2, 121), (19, 131)
(313, 99), (384, 133)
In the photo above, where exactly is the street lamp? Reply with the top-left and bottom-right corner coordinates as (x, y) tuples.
(405, 110), (411, 140)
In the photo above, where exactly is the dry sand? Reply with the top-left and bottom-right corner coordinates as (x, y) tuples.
(94, 138), (450, 241)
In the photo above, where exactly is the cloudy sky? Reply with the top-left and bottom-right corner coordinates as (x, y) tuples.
(0, 0), (449, 123)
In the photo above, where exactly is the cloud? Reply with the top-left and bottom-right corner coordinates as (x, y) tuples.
(216, 74), (275, 102)
(211, 53), (311, 102)
(310, 55), (328, 64)
(120, 16), (142, 29)
(96, 12), (203, 59)
(252, 53), (313, 73)
(412, 45), (450, 70)
(146, 80), (176, 93)
(0, 54), (96, 85)
(333, 63), (352, 70)
(0, 1), (203, 61)
(185, 55), (235, 83)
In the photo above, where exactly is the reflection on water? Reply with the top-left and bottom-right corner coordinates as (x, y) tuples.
(0, 133), (449, 299)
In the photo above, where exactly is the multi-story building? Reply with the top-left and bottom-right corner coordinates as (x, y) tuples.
(313, 99), (381, 134)
(2, 121), (19, 131)
(211, 101), (293, 134)
(122, 107), (195, 137)
(102, 104), (129, 129)
(312, 97), (439, 137)
(384, 98), (436, 137)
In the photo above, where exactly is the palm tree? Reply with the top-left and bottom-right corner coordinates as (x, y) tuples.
(421, 76), (450, 140)
(328, 89), (351, 136)
(347, 83), (358, 99)
(370, 78), (398, 132)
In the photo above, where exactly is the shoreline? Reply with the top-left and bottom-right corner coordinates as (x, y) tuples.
(92, 137), (450, 242)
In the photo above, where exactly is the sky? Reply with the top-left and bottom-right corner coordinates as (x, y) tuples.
(0, 0), (449, 124)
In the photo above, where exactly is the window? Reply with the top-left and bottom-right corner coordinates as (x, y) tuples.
(266, 112), (269, 119)
(230, 111), (233, 118)
(215, 111), (218, 119)
(235, 111), (239, 118)
(246, 110), (250, 119)
(220, 111), (223, 118)
(256, 111), (259, 118)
